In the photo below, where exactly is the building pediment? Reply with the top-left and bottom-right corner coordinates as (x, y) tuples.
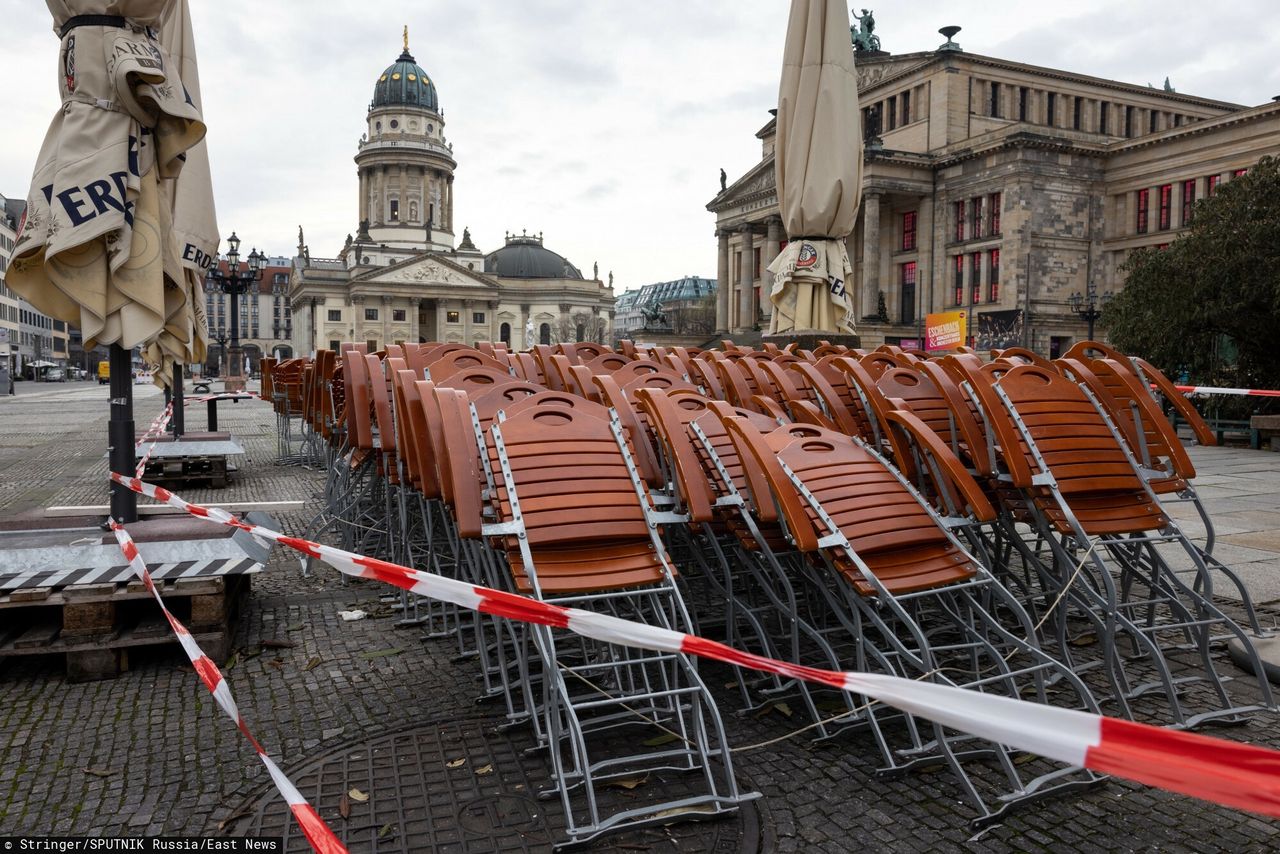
(708, 156), (776, 212)
(856, 53), (936, 92)
(352, 251), (500, 292)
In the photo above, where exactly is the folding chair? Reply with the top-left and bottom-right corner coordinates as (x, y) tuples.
(479, 395), (755, 845)
(720, 414), (1105, 824)
(970, 363), (1275, 726)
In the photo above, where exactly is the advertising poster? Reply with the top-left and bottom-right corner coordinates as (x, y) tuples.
(976, 309), (1025, 351)
(924, 310), (966, 351)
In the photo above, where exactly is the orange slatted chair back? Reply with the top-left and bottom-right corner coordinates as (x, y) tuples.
(726, 418), (976, 596)
(583, 351), (634, 374)
(437, 366), (530, 397)
(1088, 358), (1196, 481)
(342, 349), (372, 451)
(469, 382), (544, 431)
(426, 348), (510, 383)
(364, 354), (396, 456)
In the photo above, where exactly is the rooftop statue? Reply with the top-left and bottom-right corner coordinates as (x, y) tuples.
(851, 8), (881, 53)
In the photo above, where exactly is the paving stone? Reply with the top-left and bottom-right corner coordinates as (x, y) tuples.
(1, 384), (1280, 850)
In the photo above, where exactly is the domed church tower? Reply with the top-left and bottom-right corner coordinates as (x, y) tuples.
(355, 27), (456, 261)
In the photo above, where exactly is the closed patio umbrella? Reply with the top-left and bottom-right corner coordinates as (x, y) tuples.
(8, 1), (207, 355)
(767, 0), (862, 336)
(144, 0), (216, 386)
(8, 0), (210, 521)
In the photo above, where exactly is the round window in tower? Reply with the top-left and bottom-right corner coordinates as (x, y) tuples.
(407, 73), (417, 81)
(391, 72), (401, 80)
(427, 124), (434, 134)
(390, 119), (399, 129)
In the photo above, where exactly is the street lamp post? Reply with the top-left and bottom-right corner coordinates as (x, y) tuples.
(205, 232), (262, 392)
(211, 326), (229, 377)
(1067, 283), (1112, 341)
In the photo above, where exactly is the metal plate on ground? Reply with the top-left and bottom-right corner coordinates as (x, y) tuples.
(0, 527), (267, 594)
(221, 718), (762, 853)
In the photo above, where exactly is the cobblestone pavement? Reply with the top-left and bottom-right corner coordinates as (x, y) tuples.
(0, 385), (1279, 851)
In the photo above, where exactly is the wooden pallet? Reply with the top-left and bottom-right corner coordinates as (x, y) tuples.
(0, 574), (248, 682)
(140, 455), (231, 488)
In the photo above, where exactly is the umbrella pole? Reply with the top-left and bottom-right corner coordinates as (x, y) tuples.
(108, 343), (138, 523)
(172, 363), (185, 438)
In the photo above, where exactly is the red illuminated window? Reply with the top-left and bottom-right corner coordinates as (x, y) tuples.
(1207, 174), (1221, 196)
(1233, 168), (1248, 178)
(970, 197), (983, 239)
(988, 192), (1002, 235)
(1158, 184), (1172, 230)
(970, 252), (982, 304)
(988, 249), (1000, 302)
(1136, 188), (1150, 234)
(953, 256), (964, 305)
(1181, 180), (1195, 226)
(954, 201), (965, 242)
(902, 211), (918, 251)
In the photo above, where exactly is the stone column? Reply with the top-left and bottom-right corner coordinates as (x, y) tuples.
(737, 224), (756, 332)
(435, 299), (446, 341)
(917, 194), (935, 322)
(763, 217), (783, 324)
(462, 298), (473, 344)
(715, 229), (730, 333)
(358, 168), (368, 225)
(381, 295), (392, 346)
(488, 300), (500, 342)
(558, 303), (571, 343)
(446, 176), (454, 232)
(398, 165), (407, 221)
(350, 295), (364, 345)
(861, 192), (882, 318)
(309, 298), (318, 355)
(410, 297), (422, 343)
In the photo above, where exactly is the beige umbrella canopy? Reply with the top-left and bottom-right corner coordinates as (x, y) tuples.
(767, 0), (863, 336)
(145, 0), (217, 384)
(7, 0), (212, 384)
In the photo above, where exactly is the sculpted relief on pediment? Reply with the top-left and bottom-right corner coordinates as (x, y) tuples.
(386, 261), (475, 287)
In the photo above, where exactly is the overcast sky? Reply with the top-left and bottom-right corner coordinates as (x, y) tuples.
(2, 1), (1278, 291)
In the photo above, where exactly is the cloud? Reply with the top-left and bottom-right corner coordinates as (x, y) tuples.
(2, 0), (1277, 294)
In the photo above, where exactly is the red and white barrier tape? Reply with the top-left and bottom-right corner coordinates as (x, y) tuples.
(108, 519), (347, 854)
(1173, 384), (1280, 398)
(134, 402), (175, 478)
(108, 470), (1280, 824)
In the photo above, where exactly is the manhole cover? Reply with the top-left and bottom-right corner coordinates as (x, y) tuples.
(220, 717), (763, 852)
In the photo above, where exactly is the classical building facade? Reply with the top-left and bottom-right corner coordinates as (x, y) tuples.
(290, 36), (614, 354)
(205, 255), (295, 374)
(613, 276), (716, 343)
(709, 31), (1280, 354)
(1, 193), (69, 375)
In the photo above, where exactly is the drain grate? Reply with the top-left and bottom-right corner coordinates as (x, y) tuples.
(220, 717), (762, 852)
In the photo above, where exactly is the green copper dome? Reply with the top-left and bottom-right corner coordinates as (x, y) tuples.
(372, 49), (439, 112)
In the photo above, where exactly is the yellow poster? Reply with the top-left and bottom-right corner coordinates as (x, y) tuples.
(925, 310), (967, 351)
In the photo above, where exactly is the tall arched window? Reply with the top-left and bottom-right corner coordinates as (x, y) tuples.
(499, 322), (511, 345)
(539, 323), (551, 346)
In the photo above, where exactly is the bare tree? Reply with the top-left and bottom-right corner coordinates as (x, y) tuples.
(665, 295), (716, 337)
